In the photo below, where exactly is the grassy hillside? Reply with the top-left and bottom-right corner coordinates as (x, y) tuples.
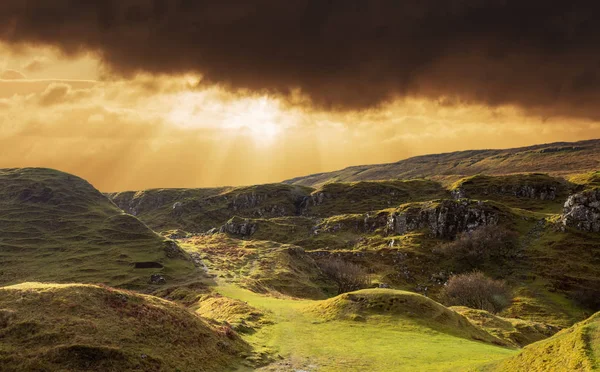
(284, 139), (600, 187)
(212, 284), (516, 372)
(181, 235), (335, 299)
(307, 289), (506, 345)
(484, 312), (600, 371)
(108, 183), (312, 233)
(452, 306), (558, 347)
(0, 168), (198, 290)
(0, 283), (250, 372)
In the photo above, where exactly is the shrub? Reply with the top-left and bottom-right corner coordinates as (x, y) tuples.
(441, 271), (512, 313)
(318, 258), (371, 294)
(571, 288), (600, 312)
(440, 225), (519, 269)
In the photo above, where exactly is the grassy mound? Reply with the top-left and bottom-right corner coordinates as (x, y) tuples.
(194, 294), (269, 334)
(0, 283), (249, 371)
(450, 174), (569, 213)
(0, 168), (197, 290)
(308, 289), (506, 345)
(182, 235), (336, 299)
(569, 171), (600, 188)
(452, 306), (558, 347)
(486, 312), (600, 371)
(306, 179), (448, 216)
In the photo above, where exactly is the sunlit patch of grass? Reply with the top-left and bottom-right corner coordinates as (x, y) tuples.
(215, 284), (516, 372)
(483, 312), (600, 371)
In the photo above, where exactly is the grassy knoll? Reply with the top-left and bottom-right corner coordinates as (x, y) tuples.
(482, 312), (600, 371)
(211, 284), (516, 372)
(181, 235), (336, 299)
(0, 168), (199, 290)
(306, 179), (449, 216)
(452, 306), (558, 347)
(0, 283), (250, 371)
(450, 174), (569, 214)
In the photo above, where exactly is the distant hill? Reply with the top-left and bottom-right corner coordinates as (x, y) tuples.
(0, 168), (199, 290)
(283, 139), (600, 187)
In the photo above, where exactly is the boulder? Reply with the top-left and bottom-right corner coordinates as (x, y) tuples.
(561, 189), (600, 232)
(219, 217), (257, 237)
(149, 274), (166, 285)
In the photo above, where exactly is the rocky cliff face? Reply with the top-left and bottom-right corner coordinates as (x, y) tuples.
(451, 175), (565, 202)
(452, 184), (558, 201)
(561, 189), (600, 232)
(386, 200), (500, 239)
(315, 199), (501, 239)
(219, 217), (258, 237)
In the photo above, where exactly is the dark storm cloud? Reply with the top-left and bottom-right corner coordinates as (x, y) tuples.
(1, 1), (599, 116)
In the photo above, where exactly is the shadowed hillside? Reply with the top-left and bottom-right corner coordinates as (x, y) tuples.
(283, 139), (600, 187)
(0, 168), (199, 290)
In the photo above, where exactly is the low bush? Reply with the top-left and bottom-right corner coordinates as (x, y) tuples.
(441, 271), (512, 313)
(439, 225), (519, 269)
(318, 258), (371, 294)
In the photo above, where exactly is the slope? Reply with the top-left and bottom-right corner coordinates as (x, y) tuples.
(214, 284), (516, 372)
(0, 283), (249, 371)
(283, 139), (600, 187)
(0, 168), (198, 290)
(484, 312), (600, 371)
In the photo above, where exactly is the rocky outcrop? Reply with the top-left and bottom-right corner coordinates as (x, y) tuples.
(453, 184), (558, 200)
(451, 175), (564, 201)
(386, 200), (500, 239)
(219, 217), (257, 237)
(561, 189), (600, 232)
(315, 199), (500, 239)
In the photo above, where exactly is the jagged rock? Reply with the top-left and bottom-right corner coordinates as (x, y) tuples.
(298, 192), (328, 213)
(451, 188), (467, 199)
(163, 240), (189, 259)
(561, 189), (600, 232)
(387, 200), (499, 239)
(219, 217), (257, 236)
(162, 229), (189, 239)
(149, 274), (166, 285)
(205, 227), (219, 235)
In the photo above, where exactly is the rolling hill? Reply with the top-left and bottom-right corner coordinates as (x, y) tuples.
(0, 168), (200, 290)
(283, 139), (600, 187)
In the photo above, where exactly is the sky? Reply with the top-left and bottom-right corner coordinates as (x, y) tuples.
(1, 1), (600, 191)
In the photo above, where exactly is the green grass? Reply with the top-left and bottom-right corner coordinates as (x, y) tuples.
(483, 312), (600, 371)
(181, 235), (336, 299)
(0, 168), (199, 291)
(307, 179), (449, 216)
(213, 284), (516, 372)
(0, 282), (250, 371)
(452, 306), (559, 347)
(569, 171), (600, 188)
(450, 174), (570, 214)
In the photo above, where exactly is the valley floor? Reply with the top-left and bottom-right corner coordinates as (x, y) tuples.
(215, 283), (516, 372)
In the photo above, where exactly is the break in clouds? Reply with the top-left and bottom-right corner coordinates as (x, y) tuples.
(1, 1), (600, 118)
